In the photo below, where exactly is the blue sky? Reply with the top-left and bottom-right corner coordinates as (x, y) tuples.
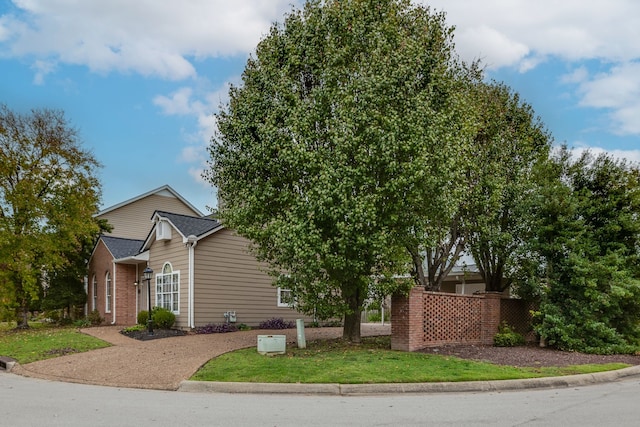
(1, 0), (639, 214)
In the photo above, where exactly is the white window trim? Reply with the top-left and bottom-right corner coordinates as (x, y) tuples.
(277, 287), (293, 308)
(92, 275), (97, 311)
(105, 272), (112, 313)
(155, 262), (180, 314)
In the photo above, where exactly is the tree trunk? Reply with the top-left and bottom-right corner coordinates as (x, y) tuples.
(342, 291), (362, 343)
(407, 245), (428, 288)
(16, 304), (29, 329)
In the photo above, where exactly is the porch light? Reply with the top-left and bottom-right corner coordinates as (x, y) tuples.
(143, 266), (154, 336)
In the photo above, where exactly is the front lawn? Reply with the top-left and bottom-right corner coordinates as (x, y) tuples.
(191, 336), (629, 383)
(0, 322), (110, 364)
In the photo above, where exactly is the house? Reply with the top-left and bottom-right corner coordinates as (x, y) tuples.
(87, 185), (307, 329)
(439, 264), (486, 295)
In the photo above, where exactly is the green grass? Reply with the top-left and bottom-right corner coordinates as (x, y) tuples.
(0, 322), (110, 364)
(191, 336), (630, 383)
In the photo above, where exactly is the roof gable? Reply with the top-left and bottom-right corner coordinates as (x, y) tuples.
(142, 210), (223, 250)
(155, 211), (222, 238)
(96, 185), (203, 217)
(101, 236), (144, 259)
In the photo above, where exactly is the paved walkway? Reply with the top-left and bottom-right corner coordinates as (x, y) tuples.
(11, 324), (391, 391)
(8, 323), (640, 394)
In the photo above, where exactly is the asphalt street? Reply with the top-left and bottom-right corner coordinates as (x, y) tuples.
(2, 372), (640, 426)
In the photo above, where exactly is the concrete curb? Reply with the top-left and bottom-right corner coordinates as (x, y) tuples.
(177, 365), (640, 395)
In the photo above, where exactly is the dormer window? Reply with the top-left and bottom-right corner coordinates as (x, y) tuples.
(156, 220), (171, 241)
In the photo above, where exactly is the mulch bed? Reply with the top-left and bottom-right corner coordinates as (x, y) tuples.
(120, 328), (186, 341)
(418, 344), (640, 367)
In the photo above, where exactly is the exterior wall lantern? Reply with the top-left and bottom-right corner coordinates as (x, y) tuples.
(143, 266), (154, 336)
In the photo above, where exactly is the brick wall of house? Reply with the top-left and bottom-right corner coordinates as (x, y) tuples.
(114, 265), (138, 326)
(87, 241), (114, 324)
(391, 288), (530, 351)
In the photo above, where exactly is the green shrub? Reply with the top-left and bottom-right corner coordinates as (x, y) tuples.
(122, 324), (146, 333)
(238, 323), (251, 331)
(152, 307), (176, 329)
(367, 311), (390, 323)
(494, 321), (525, 347)
(74, 318), (91, 328)
(58, 316), (74, 326)
(87, 309), (104, 326)
(137, 310), (149, 326)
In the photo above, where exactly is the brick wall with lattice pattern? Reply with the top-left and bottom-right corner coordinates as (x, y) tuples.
(500, 298), (536, 341)
(422, 292), (484, 346)
(392, 288), (531, 351)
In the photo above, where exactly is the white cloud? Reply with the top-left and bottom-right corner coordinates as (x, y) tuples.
(453, 25), (529, 70)
(418, 1), (640, 136)
(1, 0), (294, 80)
(30, 59), (55, 84)
(561, 67), (589, 85)
(4, 0), (640, 82)
(188, 166), (207, 187)
(153, 79), (233, 187)
(571, 62), (640, 135)
(570, 143), (640, 165)
(153, 87), (198, 116)
(424, 0), (640, 68)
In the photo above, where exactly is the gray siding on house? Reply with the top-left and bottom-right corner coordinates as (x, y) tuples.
(193, 229), (309, 327)
(148, 235), (190, 329)
(98, 194), (201, 240)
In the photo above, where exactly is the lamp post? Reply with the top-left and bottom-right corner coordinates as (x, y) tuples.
(143, 266), (154, 335)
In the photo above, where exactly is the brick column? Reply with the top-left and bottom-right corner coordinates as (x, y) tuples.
(481, 293), (502, 345)
(391, 287), (424, 351)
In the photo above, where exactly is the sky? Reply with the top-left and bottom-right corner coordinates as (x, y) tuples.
(1, 0), (639, 214)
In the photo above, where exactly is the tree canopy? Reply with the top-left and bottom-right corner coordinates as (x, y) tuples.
(205, 0), (639, 352)
(0, 104), (103, 326)
(465, 82), (551, 292)
(206, 0), (476, 341)
(521, 148), (640, 353)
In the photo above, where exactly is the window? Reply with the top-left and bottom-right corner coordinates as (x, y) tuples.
(156, 263), (179, 313)
(105, 272), (112, 313)
(92, 275), (98, 311)
(277, 287), (294, 308)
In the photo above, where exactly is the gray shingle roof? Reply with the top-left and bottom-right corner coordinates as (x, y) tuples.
(156, 211), (222, 238)
(101, 236), (144, 259)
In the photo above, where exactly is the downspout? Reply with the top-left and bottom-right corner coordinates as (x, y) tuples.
(135, 264), (139, 319)
(186, 235), (198, 329)
(111, 262), (117, 325)
(83, 276), (88, 316)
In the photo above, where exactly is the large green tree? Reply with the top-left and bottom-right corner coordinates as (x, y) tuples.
(528, 148), (640, 353)
(206, 0), (474, 341)
(465, 82), (551, 292)
(40, 218), (111, 320)
(0, 105), (103, 327)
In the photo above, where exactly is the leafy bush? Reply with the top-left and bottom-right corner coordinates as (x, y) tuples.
(74, 318), (91, 328)
(137, 310), (149, 326)
(258, 318), (295, 329)
(87, 309), (104, 326)
(152, 307), (176, 329)
(122, 324), (146, 333)
(494, 321), (525, 347)
(194, 323), (238, 334)
(58, 316), (74, 326)
(238, 323), (251, 331)
(367, 311), (390, 323)
(534, 302), (639, 354)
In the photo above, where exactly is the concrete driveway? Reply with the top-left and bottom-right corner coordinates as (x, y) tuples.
(11, 324), (391, 390)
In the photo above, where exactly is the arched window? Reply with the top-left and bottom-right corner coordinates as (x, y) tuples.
(156, 262), (179, 313)
(92, 275), (98, 311)
(105, 271), (112, 313)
